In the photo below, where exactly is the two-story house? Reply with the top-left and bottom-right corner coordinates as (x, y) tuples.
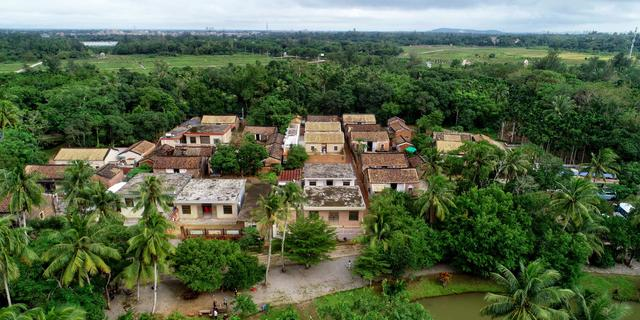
(117, 173), (192, 225)
(173, 179), (247, 239)
(183, 124), (233, 146)
(302, 186), (366, 241)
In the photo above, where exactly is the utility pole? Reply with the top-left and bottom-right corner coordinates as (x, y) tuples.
(630, 27), (638, 58)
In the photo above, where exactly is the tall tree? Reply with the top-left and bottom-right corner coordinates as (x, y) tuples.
(495, 148), (530, 183)
(0, 100), (22, 130)
(127, 213), (174, 314)
(62, 161), (94, 211)
(549, 178), (600, 230)
(418, 174), (456, 224)
(0, 216), (35, 306)
(276, 182), (305, 272)
(481, 260), (573, 320)
(583, 148), (619, 184)
(252, 193), (285, 286)
(133, 175), (171, 221)
(0, 168), (44, 228)
(283, 216), (336, 268)
(78, 182), (122, 222)
(43, 213), (121, 287)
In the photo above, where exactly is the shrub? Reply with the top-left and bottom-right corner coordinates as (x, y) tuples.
(233, 294), (258, 317)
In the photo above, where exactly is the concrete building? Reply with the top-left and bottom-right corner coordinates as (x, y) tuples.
(117, 173), (192, 225)
(173, 179), (247, 239)
(303, 163), (356, 187)
(302, 186), (366, 240)
(183, 124), (233, 146)
(160, 117), (202, 146)
(304, 132), (345, 154)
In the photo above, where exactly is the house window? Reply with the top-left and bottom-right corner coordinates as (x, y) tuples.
(326, 180), (333, 186)
(223, 205), (233, 214)
(125, 198), (134, 207)
(343, 181), (350, 186)
(309, 181), (317, 186)
(200, 136), (210, 144)
(333, 145), (338, 151)
(189, 137), (197, 144)
(173, 169), (180, 173)
(311, 146), (316, 152)
(182, 205), (191, 215)
(309, 211), (319, 219)
(329, 212), (339, 222)
(349, 211), (359, 221)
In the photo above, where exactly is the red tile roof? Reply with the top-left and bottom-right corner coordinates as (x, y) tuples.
(278, 169), (302, 182)
(24, 164), (68, 180)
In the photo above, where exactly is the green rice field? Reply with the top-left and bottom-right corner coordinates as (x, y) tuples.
(401, 45), (613, 66)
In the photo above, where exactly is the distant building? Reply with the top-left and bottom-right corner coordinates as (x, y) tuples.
(304, 132), (345, 154)
(349, 130), (390, 153)
(201, 115), (239, 129)
(93, 164), (125, 188)
(52, 148), (120, 169)
(118, 140), (156, 166)
(25, 164), (68, 193)
(342, 114), (376, 125)
(278, 169), (303, 186)
(306, 115), (340, 122)
(140, 145), (212, 177)
(243, 126), (277, 143)
(387, 117), (413, 140)
(359, 153), (409, 172)
(305, 121), (342, 133)
(365, 168), (420, 195)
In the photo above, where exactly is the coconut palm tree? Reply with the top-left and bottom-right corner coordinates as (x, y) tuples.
(0, 100), (22, 130)
(549, 178), (600, 230)
(0, 216), (36, 306)
(62, 161), (94, 211)
(574, 220), (607, 258)
(480, 260), (574, 320)
(276, 182), (305, 273)
(362, 205), (392, 250)
(118, 247), (152, 301)
(0, 304), (85, 320)
(133, 175), (171, 221)
(252, 193), (285, 286)
(418, 174), (457, 224)
(583, 148), (619, 184)
(495, 148), (530, 183)
(78, 181), (123, 222)
(567, 287), (629, 320)
(419, 147), (445, 177)
(127, 213), (174, 313)
(0, 168), (44, 228)
(42, 213), (121, 287)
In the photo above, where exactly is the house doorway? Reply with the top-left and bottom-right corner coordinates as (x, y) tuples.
(202, 204), (213, 218)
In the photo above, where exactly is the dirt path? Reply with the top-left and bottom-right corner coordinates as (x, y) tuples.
(584, 261), (640, 276)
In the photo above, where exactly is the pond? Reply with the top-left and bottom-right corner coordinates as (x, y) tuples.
(417, 292), (640, 320)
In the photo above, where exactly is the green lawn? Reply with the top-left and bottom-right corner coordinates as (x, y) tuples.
(0, 53), (273, 73)
(400, 45), (613, 67)
(406, 273), (502, 300)
(580, 273), (640, 302)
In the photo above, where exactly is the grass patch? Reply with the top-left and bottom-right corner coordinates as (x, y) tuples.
(406, 273), (502, 300)
(579, 273), (640, 302)
(0, 54), (273, 73)
(400, 45), (613, 67)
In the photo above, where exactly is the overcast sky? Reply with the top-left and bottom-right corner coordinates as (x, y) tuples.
(1, 0), (639, 33)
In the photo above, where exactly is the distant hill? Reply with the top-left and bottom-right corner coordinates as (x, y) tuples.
(430, 28), (504, 34)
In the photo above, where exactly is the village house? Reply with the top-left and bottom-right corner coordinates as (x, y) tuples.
(117, 173), (192, 225)
(52, 148), (120, 169)
(1, 193), (60, 220)
(304, 132), (345, 154)
(433, 131), (506, 154)
(342, 114), (377, 125)
(344, 123), (383, 134)
(305, 121), (342, 133)
(183, 124), (233, 146)
(92, 163), (124, 188)
(392, 135), (415, 152)
(173, 179), (247, 239)
(243, 126), (277, 143)
(117, 140), (156, 166)
(387, 117), (413, 139)
(359, 152), (409, 172)
(306, 115), (340, 122)
(201, 115), (239, 130)
(265, 133), (285, 169)
(303, 163), (356, 187)
(140, 145), (213, 178)
(278, 169), (303, 186)
(349, 130), (390, 153)
(302, 186), (366, 240)
(365, 167), (421, 195)
(24, 164), (68, 193)
(160, 117), (202, 146)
